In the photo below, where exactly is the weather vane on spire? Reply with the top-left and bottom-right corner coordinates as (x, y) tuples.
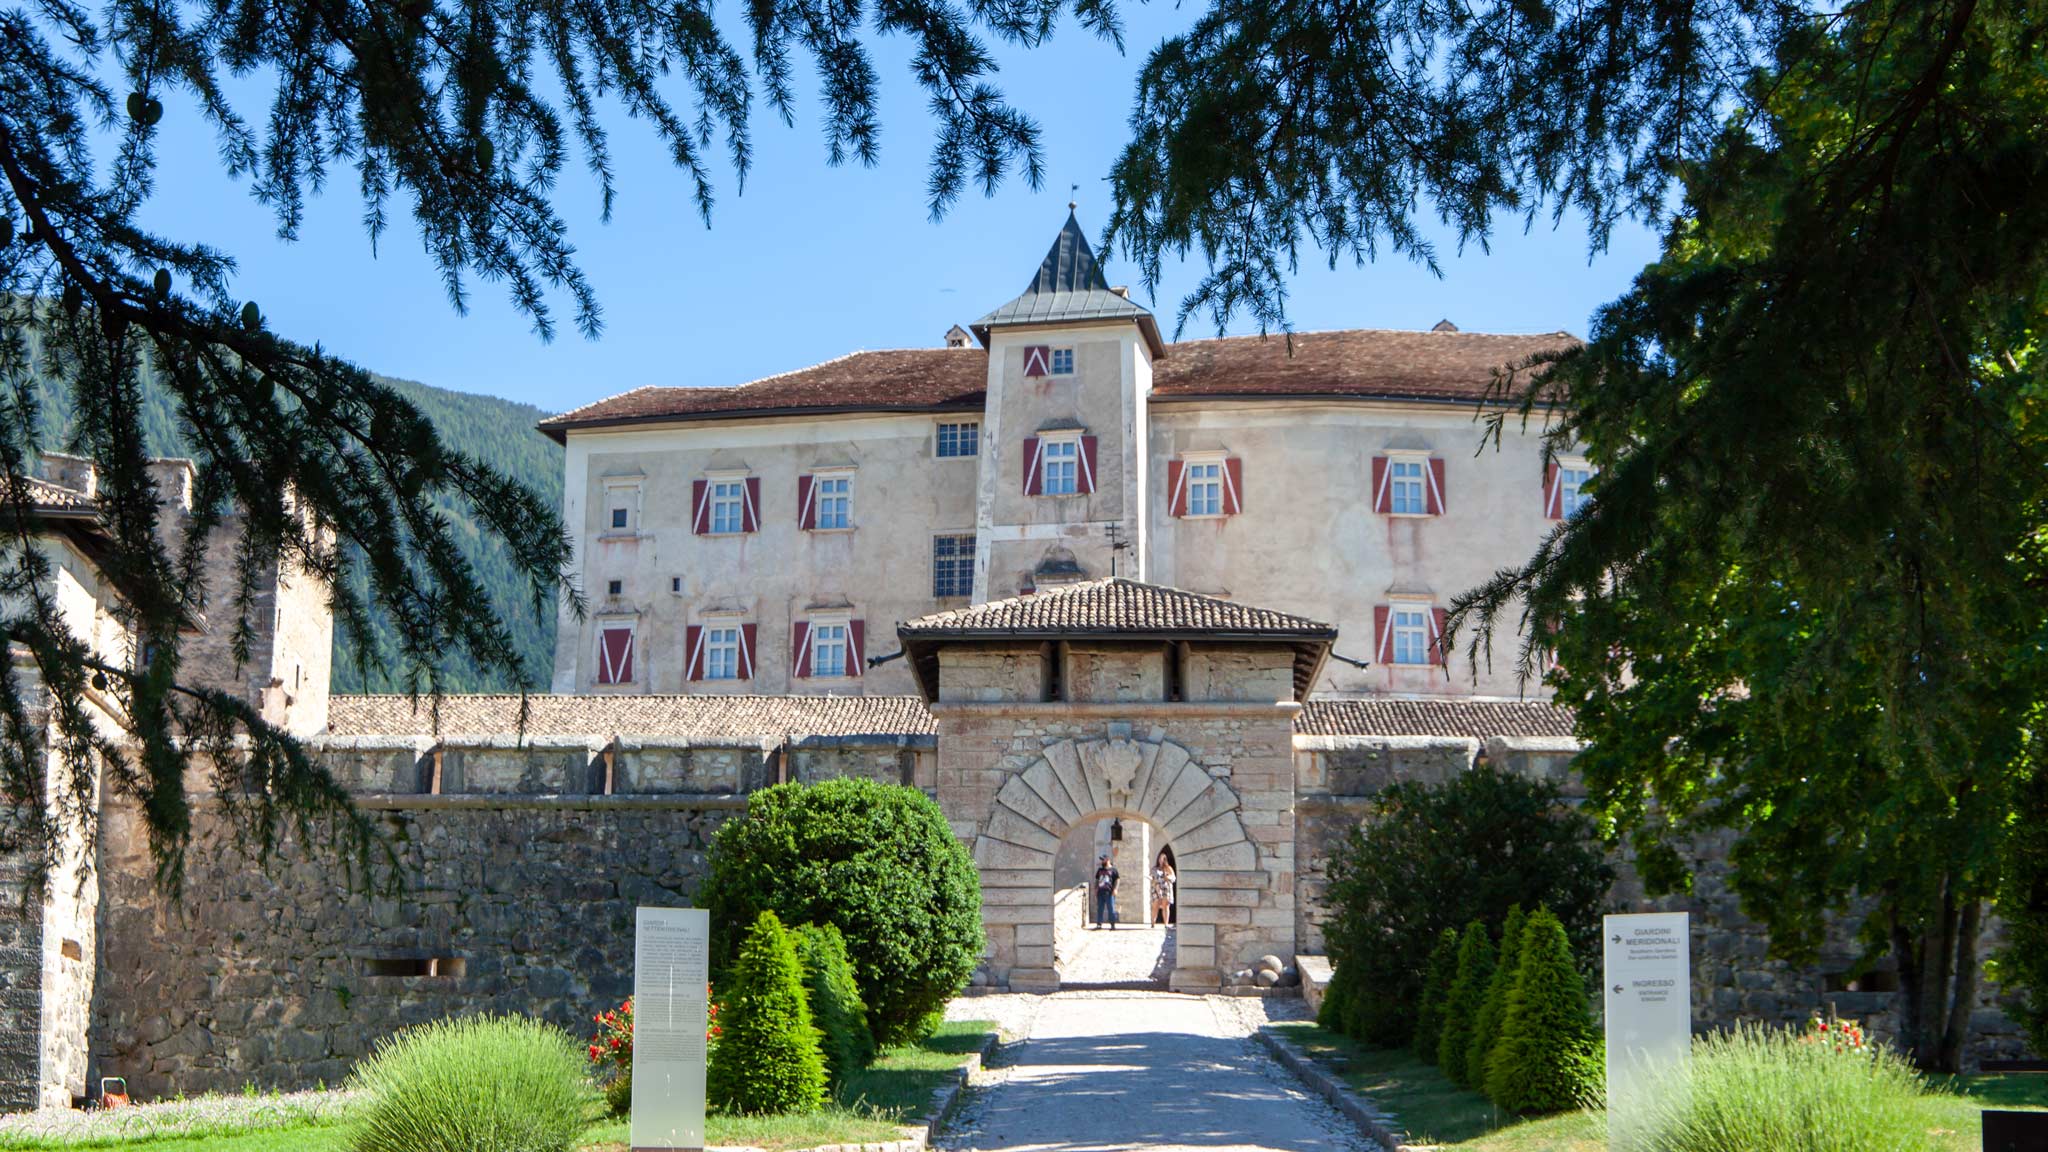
(1069, 183), (1079, 212)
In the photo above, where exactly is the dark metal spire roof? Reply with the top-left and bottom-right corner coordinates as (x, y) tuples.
(973, 212), (1166, 357)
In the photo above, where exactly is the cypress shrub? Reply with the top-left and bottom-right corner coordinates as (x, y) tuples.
(701, 778), (983, 1045)
(1436, 921), (1495, 1083)
(1485, 907), (1601, 1114)
(1465, 904), (1528, 1088)
(792, 922), (874, 1088)
(707, 911), (828, 1115)
(1410, 928), (1462, 1063)
(1318, 961), (1357, 1034)
(348, 1014), (598, 1152)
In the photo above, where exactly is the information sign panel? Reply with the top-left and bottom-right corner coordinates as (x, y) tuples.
(630, 907), (710, 1152)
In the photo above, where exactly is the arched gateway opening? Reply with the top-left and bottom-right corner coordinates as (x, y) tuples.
(1053, 814), (1175, 988)
(896, 578), (1337, 994)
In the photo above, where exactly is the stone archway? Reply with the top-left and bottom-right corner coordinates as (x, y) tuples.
(969, 735), (1263, 992)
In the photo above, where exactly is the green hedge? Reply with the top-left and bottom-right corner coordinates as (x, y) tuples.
(794, 922), (875, 1088)
(707, 911), (829, 1115)
(348, 1014), (597, 1152)
(1410, 928), (1461, 1063)
(1484, 907), (1602, 1113)
(701, 778), (983, 1046)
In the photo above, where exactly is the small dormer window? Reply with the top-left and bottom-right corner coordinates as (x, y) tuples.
(1050, 348), (1075, 375)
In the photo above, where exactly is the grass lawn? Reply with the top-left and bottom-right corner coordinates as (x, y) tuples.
(1268, 1021), (2048, 1152)
(0, 1022), (997, 1152)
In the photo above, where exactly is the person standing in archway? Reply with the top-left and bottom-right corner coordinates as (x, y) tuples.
(1151, 850), (1176, 926)
(1092, 855), (1120, 930)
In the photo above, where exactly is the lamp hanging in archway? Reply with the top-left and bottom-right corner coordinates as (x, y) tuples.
(1109, 818), (1124, 842)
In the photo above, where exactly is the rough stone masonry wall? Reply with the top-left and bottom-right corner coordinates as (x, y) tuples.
(1293, 736), (2032, 1067)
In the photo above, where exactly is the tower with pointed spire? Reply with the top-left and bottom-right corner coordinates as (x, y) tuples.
(968, 213), (1165, 600)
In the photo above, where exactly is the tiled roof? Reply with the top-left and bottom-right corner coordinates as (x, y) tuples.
(539, 328), (1575, 438)
(15, 476), (96, 512)
(1296, 698), (1576, 740)
(898, 578), (1335, 638)
(536, 350), (988, 440)
(1150, 328), (1574, 404)
(324, 694), (937, 740)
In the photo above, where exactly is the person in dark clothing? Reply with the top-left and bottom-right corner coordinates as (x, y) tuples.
(1092, 855), (1120, 929)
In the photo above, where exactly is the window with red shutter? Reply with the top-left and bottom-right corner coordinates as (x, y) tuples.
(1373, 604), (1392, 664)
(1223, 457), (1244, 515)
(597, 625), (634, 685)
(1078, 436), (1098, 494)
(1022, 437), (1042, 495)
(742, 476), (761, 532)
(691, 479), (709, 534)
(1371, 457), (1390, 514)
(797, 474), (815, 530)
(848, 619), (865, 678)
(1023, 346), (1052, 377)
(1167, 460), (1187, 517)
(1544, 462), (1562, 519)
(1425, 459), (1447, 515)
(1431, 608), (1450, 668)
(685, 624), (704, 682)
(790, 621), (812, 679)
(740, 623), (757, 679)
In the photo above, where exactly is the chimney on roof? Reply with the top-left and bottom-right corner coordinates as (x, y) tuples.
(1111, 285), (1130, 299)
(944, 324), (972, 349)
(1432, 319), (1459, 333)
(38, 452), (97, 498)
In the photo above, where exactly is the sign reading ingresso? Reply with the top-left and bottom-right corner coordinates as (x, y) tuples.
(1603, 911), (1690, 1131)
(630, 907), (710, 1152)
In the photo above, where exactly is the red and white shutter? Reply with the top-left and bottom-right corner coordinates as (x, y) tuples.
(739, 623), (757, 680)
(1022, 437), (1042, 495)
(797, 474), (816, 530)
(1078, 436), (1098, 494)
(685, 625), (705, 682)
(1222, 457), (1244, 515)
(1544, 462), (1563, 520)
(790, 621), (812, 679)
(1431, 608), (1450, 668)
(1371, 457), (1391, 514)
(691, 479), (710, 534)
(1167, 460), (1188, 517)
(598, 625), (634, 685)
(1023, 346), (1052, 377)
(848, 619), (865, 678)
(1373, 605), (1392, 665)
(1425, 459), (1446, 515)
(741, 477), (761, 532)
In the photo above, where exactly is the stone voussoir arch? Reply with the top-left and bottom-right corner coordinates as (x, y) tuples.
(974, 735), (1257, 874)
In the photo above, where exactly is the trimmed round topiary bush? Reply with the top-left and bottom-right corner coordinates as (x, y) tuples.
(1485, 907), (1601, 1113)
(708, 911), (829, 1115)
(701, 777), (983, 1046)
(1615, 1023), (1940, 1152)
(348, 1014), (598, 1152)
(1411, 928), (1462, 1063)
(1465, 904), (1528, 1088)
(793, 921), (875, 1088)
(1436, 921), (1495, 1083)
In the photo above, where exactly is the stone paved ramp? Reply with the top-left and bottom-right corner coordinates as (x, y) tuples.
(940, 992), (1372, 1152)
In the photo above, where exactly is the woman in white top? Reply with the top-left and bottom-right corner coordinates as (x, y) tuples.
(1151, 851), (1176, 926)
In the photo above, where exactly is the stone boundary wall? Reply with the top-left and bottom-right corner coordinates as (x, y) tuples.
(1292, 734), (2031, 1067)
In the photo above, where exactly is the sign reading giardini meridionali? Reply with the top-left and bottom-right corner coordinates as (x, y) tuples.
(631, 907), (711, 1152)
(1603, 911), (1690, 1135)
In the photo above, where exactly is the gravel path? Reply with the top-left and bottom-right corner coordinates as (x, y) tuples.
(939, 991), (1372, 1152)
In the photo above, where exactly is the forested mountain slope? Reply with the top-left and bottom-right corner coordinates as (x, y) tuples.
(33, 373), (563, 692)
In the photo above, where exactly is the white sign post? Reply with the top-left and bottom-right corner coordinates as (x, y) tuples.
(630, 907), (711, 1152)
(1603, 912), (1690, 1140)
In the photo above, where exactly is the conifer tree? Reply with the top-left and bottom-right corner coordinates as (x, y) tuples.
(1484, 908), (1600, 1114)
(1465, 905), (1528, 1088)
(793, 922), (874, 1088)
(1435, 921), (1494, 1084)
(1410, 928), (1460, 1064)
(707, 911), (828, 1115)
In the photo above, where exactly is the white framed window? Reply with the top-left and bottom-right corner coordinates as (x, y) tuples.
(602, 482), (640, 534)
(1389, 459), (1427, 515)
(815, 475), (851, 530)
(1050, 348), (1075, 375)
(1042, 438), (1079, 495)
(1187, 462), (1223, 517)
(710, 481), (745, 534)
(811, 622), (848, 679)
(1391, 607), (1431, 665)
(933, 534), (975, 597)
(1559, 465), (1594, 517)
(704, 626), (741, 680)
(937, 422), (980, 458)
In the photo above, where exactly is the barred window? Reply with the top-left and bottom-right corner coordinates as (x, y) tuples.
(933, 535), (975, 598)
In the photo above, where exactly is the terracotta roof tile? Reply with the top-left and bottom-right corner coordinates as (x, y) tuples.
(538, 328), (1577, 438)
(1295, 698), (1575, 740)
(898, 578), (1334, 637)
(15, 476), (96, 512)
(324, 694), (937, 740)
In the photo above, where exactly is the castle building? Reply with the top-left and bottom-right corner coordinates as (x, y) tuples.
(539, 213), (1589, 700)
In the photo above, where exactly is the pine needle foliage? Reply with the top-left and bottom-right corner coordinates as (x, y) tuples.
(707, 911), (828, 1116)
(1465, 904), (1528, 1089)
(793, 921), (875, 1089)
(347, 1013), (599, 1152)
(1409, 927), (1460, 1064)
(1485, 908), (1600, 1114)
(1436, 921), (1494, 1085)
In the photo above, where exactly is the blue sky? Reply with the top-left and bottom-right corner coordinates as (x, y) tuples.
(136, 5), (1664, 414)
